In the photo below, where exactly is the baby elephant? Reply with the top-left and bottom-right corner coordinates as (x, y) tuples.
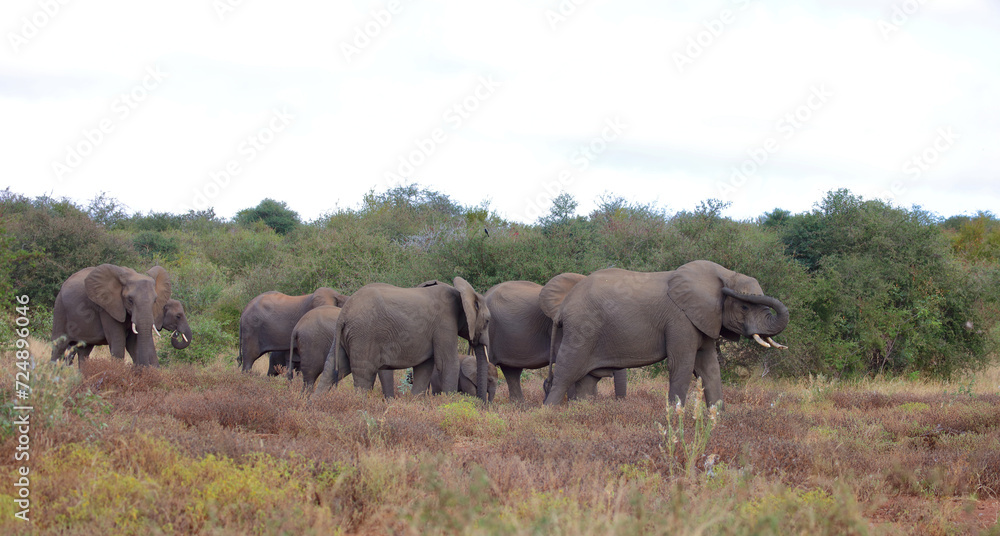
(431, 354), (498, 402)
(289, 305), (393, 395)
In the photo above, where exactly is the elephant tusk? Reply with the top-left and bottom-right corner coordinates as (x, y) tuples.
(182, 333), (189, 343)
(752, 334), (772, 348)
(766, 337), (788, 350)
(153, 327), (161, 338)
(132, 322), (139, 335)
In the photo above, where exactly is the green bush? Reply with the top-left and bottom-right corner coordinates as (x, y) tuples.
(0, 186), (996, 380)
(159, 315), (234, 365)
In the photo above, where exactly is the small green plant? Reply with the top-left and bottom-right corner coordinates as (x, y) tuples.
(358, 409), (388, 447)
(657, 378), (720, 480)
(440, 398), (505, 437)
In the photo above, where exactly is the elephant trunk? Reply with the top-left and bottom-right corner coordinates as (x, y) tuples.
(722, 288), (790, 338)
(133, 317), (158, 367)
(170, 324), (193, 349)
(474, 344), (489, 403)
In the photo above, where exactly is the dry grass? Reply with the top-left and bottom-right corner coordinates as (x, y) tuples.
(2, 340), (999, 534)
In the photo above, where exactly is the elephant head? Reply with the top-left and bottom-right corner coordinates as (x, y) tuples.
(85, 264), (171, 366)
(160, 299), (193, 349)
(667, 260), (789, 348)
(453, 277), (492, 400)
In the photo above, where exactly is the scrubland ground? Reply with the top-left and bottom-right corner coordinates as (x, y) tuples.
(2, 340), (999, 535)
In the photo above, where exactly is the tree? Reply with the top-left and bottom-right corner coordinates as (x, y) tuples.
(234, 198), (301, 235)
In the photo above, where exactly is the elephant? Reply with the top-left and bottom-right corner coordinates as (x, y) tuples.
(486, 278), (626, 401)
(157, 299), (193, 350)
(541, 260), (789, 407)
(51, 264), (172, 367)
(317, 278), (491, 401)
(286, 305), (393, 395)
(238, 287), (348, 375)
(431, 353), (498, 401)
(118, 298), (193, 365)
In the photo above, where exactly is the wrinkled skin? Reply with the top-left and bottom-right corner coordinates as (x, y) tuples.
(51, 264), (172, 367)
(238, 288), (348, 375)
(430, 353), (498, 401)
(317, 278), (491, 401)
(542, 260), (790, 407)
(287, 305), (393, 395)
(487, 279), (627, 401)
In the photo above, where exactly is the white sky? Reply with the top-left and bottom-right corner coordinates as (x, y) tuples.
(2, 0), (998, 224)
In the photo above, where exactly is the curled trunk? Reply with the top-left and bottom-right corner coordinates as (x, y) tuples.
(722, 288), (790, 336)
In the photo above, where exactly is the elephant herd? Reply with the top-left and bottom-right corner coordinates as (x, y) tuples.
(50, 260), (790, 407)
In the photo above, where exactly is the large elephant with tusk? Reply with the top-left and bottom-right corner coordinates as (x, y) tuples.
(542, 260), (789, 407)
(51, 265), (173, 367)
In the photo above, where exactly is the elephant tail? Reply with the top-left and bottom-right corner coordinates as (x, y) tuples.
(287, 329), (298, 381)
(237, 320), (244, 368)
(316, 324), (345, 393)
(546, 312), (563, 388)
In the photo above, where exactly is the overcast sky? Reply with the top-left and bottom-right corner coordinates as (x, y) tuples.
(3, 0), (998, 224)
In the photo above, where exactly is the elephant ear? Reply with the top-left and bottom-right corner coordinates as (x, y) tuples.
(666, 260), (735, 339)
(312, 288), (348, 308)
(453, 277), (484, 343)
(85, 264), (129, 323)
(538, 272), (586, 319)
(147, 266), (172, 329)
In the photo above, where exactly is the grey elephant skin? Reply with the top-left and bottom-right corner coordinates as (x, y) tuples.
(487, 278), (626, 401)
(238, 288), (348, 375)
(318, 278), (491, 400)
(287, 305), (393, 395)
(123, 298), (194, 361)
(431, 353), (498, 401)
(542, 260), (789, 407)
(51, 264), (172, 367)
(158, 299), (193, 350)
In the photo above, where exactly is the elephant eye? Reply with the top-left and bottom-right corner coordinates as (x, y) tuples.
(741, 305), (749, 311)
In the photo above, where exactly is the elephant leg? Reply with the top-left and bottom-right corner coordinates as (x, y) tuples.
(51, 336), (70, 363)
(499, 365), (525, 401)
(377, 370), (395, 398)
(99, 311), (127, 360)
(268, 351), (290, 376)
(666, 329), (700, 406)
(568, 374), (601, 400)
(350, 363), (377, 393)
(411, 360), (434, 396)
(75, 345), (95, 368)
(693, 337), (723, 408)
(125, 333), (138, 362)
(542, 336), (590, 405)
(613, 369), (627, 399)
(432, 336), (461, 394)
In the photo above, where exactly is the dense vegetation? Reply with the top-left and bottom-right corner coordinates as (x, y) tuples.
(3, 186), (1000, 534)
(2, 185), (997, 378)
